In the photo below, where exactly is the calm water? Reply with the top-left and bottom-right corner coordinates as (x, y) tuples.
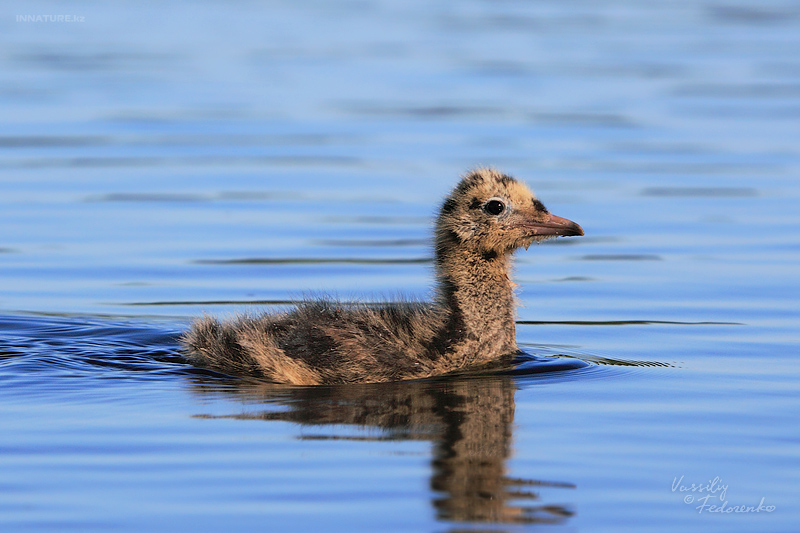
(1, 1), (799, 531)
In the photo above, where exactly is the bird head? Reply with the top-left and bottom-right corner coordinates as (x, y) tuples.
(437, 168), (583, 255)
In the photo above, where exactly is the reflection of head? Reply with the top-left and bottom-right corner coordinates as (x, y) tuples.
(190, 375), (575, 525)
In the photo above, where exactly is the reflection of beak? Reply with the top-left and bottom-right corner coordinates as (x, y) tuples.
(516, 213), (584, 237)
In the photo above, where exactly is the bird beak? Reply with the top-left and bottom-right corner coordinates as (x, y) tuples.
(516, 213), (584, 237)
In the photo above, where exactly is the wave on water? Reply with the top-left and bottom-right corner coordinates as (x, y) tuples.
(0, 314), (205, 384)
(511, 343), (674, 385)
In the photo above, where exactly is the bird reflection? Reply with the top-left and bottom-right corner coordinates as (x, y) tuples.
(189, 375), (575, 525)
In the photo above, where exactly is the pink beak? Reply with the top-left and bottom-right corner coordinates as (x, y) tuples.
(518, 213), (584, 237)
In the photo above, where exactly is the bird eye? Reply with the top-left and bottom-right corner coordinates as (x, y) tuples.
(484, 199), (505, 216)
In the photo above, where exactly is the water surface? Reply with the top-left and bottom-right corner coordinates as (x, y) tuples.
(1, 1), (799, 532)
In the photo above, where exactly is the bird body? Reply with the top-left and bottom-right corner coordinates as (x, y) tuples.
(182, 169), (583, 384)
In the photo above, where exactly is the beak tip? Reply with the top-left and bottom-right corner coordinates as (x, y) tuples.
(548, 214), (584, 238)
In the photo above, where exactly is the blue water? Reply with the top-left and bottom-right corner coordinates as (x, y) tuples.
(1, 1), (799, 531)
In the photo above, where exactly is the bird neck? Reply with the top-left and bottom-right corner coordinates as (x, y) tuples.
(435, 231), (518, 359)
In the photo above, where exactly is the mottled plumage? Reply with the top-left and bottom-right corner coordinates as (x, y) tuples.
(182, 168), (583, 384)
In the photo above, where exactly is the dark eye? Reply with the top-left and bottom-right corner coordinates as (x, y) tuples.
(484, 199), (505, 216)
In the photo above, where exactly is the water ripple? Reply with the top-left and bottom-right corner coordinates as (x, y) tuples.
(0, 315), (191, 386)
(517, 319), (742, 326)
(193, 257), (431, 265)
(514, 345), (675, 383)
